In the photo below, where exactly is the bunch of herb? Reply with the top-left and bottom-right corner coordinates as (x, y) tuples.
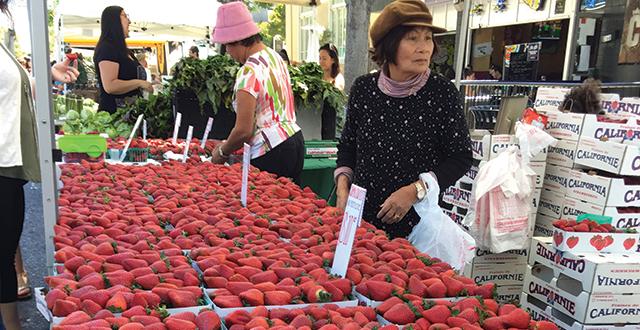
(62, 110), (118, 135)
(111, 88), (174, 139)
(288, 62), (348, 112)
(167, 54), (241, 113)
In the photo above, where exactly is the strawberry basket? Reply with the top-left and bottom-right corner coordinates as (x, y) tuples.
(126, 148), (149, 162)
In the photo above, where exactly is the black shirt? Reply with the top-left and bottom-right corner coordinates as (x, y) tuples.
(94, 40), (141, 114)
(337, 72), (473, 239)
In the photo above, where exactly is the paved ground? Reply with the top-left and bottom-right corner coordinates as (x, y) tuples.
(17, 182), (49, 329)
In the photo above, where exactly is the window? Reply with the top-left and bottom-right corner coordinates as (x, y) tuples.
(299, 6), (315, 62)
(330, 1), (347, 62)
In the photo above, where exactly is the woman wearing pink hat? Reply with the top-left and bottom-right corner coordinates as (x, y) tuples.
(210, 2), (304, 184)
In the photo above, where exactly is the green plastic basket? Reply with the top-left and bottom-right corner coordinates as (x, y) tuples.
(126, 148), (149, 162)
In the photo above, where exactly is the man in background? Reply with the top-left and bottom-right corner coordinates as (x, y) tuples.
(188, 45), (199, 59)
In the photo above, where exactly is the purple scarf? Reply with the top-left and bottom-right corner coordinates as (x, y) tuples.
(378, 67), (430, 98)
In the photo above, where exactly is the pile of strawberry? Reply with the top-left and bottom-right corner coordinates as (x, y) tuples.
(107, 137), (150, 150)
(47, 161), (559, 330)
(374, 296), (557, 330)
(50, 308), (220, 330)
(552, 218), (636, 233)
(224, 305), (381, 330)
(146, 138), (219, 158)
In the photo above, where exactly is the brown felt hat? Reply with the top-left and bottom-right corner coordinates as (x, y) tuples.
(370, 0), (447, 47)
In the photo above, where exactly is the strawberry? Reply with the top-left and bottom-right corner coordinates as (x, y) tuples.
(122, 305), (148, 318)
(409, 275), (428, 297)
(264, 290), (293, 305)
(591, 237), (607, 251)
(458, 308), (479, 324)
(461, 323), (483, 330)
(475, 283), (495, 299)
(93, 310), (114, 319)
(79, 299), (102, 316)
(553, 231), (563, 246)
(574, 223), (590, 232)
(213, 295), (243, 308)
(170, 311), (196, 322)
(429, 323), (451, 330)
(603, 235), (614, 247)
(45, 289), (68, 310)
(483, 299), (499, 314)
(239, 289), (264, 306)
(165, 318), (197, 330)
(106, 292), (127, 313)
(324, 282), (344, 302)
(131, 315), (162, 325)
(136, 274), (162, 290)
(194, 310), (222, 330)
(329, 278), (352, 296)
(532, 320), (559, 330)
(273, 267), (305, 280)
(225, 309), (251, 327)
(447, 317), (470, 328)
(500, 308), (530, 329)
(226, 282), (254, 296)
(168, 290), (197, 308)
(365, 281), (394, 301)
(422, 305), (451, 324)
(58, 310), (92, 325)
(427, 282), (447, 298)
(624, 237), (636, 250)
(481, 317), (505, 330)
(249, 270), (279, 284)
(383, 303), (416, 325)
(442, 276), (464, 296)
(498, 304), (518, 316)
(376, 296), (405, 315)
(289, 314), (313, 328)
(52, 299), (79, 317)
(307, 285), (333, 303)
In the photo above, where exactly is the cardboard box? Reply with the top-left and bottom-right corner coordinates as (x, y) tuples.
(566, 169), (640, 207)
(561, 196), (605, 221)
(496, 285), (524, 304)
(545, 112), (585, 141)
(535, 213), (558, 237)
(547, 139), (579, 168)
(552, 227), (639, 253)
(523, 264), (640, 324)
(530, 162), (547, 188)
(473, 243), (530, 264)
(534, 88), (570, 113)
(442, 184), (472, 209)
(465, 262), (528, 286)
(528, 237), (640, 294)
(538, 189), (565, 219)
(604, 207), (640, 231)
(522, 292), (640, 330)
(470, 130), (492, 160)
(580, 115), (640, 143)
(574, 136), (640, 176)
(543, 164), (571, 194)
(36, 287), (64, 325)
(530, 188), (542, 214)
(460, 165), (479, 185)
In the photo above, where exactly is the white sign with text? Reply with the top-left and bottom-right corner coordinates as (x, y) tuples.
(182, 126), (193, 163)
(241, 143), (250, 206)
(172, 112), (182, 145)
(201, 117), (214, 149)
(331, 184), (367, 277)
(119, 114), (144, 162)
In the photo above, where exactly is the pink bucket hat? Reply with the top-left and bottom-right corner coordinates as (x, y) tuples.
(212, 2), (261, 44)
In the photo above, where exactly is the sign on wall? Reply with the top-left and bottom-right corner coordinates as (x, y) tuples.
(619, 0), (640, 63)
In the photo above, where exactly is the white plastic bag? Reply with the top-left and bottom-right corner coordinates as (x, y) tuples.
(515, 122), (558, 164)
(408, 173), (476, 271)
(463, 146), (535, 252)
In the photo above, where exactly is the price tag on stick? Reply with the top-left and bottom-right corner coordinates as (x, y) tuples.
(182, 126), (193, 163)
(119, 114), (144, 162)
(172, 112), (182, 145)
(241, 143), (250, 206)
(143, 120), (147, 141)
(330, 184), (366, 277)
(201, 117), (214, 149)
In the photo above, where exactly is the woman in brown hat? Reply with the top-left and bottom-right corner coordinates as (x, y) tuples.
(334, 0), (472, 239)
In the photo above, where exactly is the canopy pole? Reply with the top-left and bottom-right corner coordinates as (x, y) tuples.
(562, 0), (581, 81)
(454, 0), (472, 90)
(28, 0), (59, 276)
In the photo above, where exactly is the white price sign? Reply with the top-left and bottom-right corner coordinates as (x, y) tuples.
(143, 120), (147, 141)
(182, 126), (193, 163)
(172, 112), (182, 145)
(241, 143), (250, 206)
(200, 117), (214, 149)
(330, 184), (366, 277)
(119, 114), (144, 162)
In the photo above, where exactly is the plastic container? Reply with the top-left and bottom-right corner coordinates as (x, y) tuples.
(126, 148), (149, 162)
(58, 134), (107, 163)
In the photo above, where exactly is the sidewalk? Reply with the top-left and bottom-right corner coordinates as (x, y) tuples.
(18, 183), (49, 329)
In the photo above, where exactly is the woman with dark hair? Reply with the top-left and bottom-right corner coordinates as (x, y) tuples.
(1, 0), (78, 328)
(278, 49), (291, 65)
(210, 2), (304, 184)
(319, 43), (344, 90)
(94, 6), (153, 114)
(335, 0), (472, 239)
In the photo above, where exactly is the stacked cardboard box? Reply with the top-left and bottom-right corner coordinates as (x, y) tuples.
(523, 237), (640, 329)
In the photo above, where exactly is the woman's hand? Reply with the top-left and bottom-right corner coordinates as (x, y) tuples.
(51, 58), (80, 84)
(211, 144), (228, 164)
(139, 80), (154, 93)
(377, 184), (418, 224)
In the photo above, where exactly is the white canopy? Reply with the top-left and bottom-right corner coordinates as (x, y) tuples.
(57, 0), (220, 42)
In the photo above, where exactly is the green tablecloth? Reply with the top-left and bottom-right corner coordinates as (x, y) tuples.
(301, 158), (337, 206)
